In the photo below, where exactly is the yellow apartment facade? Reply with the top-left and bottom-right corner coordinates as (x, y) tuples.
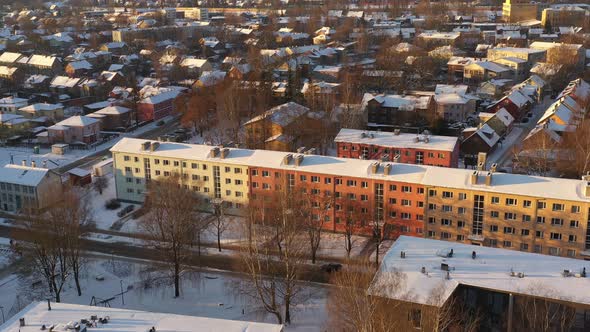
(423, 169), (590, 258)
(111, 139), (250, 215)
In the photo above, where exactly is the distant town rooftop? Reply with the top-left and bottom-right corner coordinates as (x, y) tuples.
(334, 128), (459, 152)
(369, 236), (590, 307)
(0, 302), (283, 332)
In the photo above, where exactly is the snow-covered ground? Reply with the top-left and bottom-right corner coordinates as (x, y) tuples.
(87, 174), (139, 231)
(0, 256), (328, 331)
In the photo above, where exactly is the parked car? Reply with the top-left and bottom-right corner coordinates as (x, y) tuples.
(117, 205), (135, 217)
(321, 263), (343, 273)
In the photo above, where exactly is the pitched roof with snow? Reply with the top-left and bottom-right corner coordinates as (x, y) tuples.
(55, 115), (99, 127)
(244, 102), (309, 127)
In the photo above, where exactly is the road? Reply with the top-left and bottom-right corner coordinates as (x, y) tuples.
(0, 224), (330, 284)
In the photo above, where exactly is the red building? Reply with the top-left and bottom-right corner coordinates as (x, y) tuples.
(334, 128), (460, 168)
(247, 153), (426, 239)
(137, 89), (183, 122)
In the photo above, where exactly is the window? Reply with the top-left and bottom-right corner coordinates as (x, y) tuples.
(173, 161), (180, 167)
(428, 203), (437, 210)
(417, 188), (424, 194)
(262, 170), (270, 177)
(124, 167), (132, 172)
(490, 211), (499, 218)
(457, 235), (465, 241)
(428, 217), (436, 224)
(262, 183), (270, 190)
(389, 211), (397, 218)
(458, 193), (467, 200)
(401, 213), (411, 219)
(361, 181), (368, 188)
(235, 179), (243, 185)
(548, 247), (560, 256)
(535, 231), (544, 239)
(551, 218), (563, 226)
(311, 176), (319, 183)
(523, 200), (531, 207)
(522, 215), (531, 222)
(536, 216), (545, 224)
(409, 309), (421, 329)
(427, 231), (436, 238)
(126, 177), (132, 183)
(324, 178), (331, 184)
(552, 203), (564, 211)
(457, 221), (465, 228)
(441, 232), (451, 239)
(225, 190), (231, 196)
(251, 170), (258, 176)
(503, 241), (512, 248)
(567, 249), (576, 257)
(570, 220), (579, 228)
(520, 243), (529, 251)
(503, 227), (515, 234)
(550, 232), (562, 240)
(123, 156), (130, 161)
(203, 176), (209, 181)
(389, 184), (397, 191)
(346, 180), (356, 187)
(223, 166), (230, 173)
(163, 171), (170, 176)
(126, 188), (133, 193)
(163, 160), (170, 166)
(401, 186), (412, 193)
(568, 235), (577, 243)
(361, 194), (369, 201)
(401, 199), (411, 206)
(252, 182), (259, 188)
(429, 189), (437, 197)
(491, 196), (499, 204)
(489, 225), (498, 232)
(505, 198), (517, 206)
(458, 207), (466, 214)
(335, 178), (342, 185)
(234, 168), (242, 174)
(441, 219), (451, 226)
(489, 239), (498, 247)
(202, 165), (208, 170)
(504, 212), (516, 221)
(537, 201), (546, 209)
(389, 198), (397, 204)
(300, 175), (307, 181)
(571, 205), (580, 213)
(442, 205), (452, 212)
(521, 229), (529, 236)
(347, 193), (356, 200)
(225, 178), (231, 184)
(534, 245), (542, 253)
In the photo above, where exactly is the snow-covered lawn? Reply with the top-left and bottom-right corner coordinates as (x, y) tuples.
(0, 256), (328, 331)
(87, 174), (139, 231)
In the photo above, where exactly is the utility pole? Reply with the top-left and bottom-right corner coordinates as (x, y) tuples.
(120, 280), (125, 305)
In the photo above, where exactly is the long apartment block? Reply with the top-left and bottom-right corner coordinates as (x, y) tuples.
(111, 138), (590, 259)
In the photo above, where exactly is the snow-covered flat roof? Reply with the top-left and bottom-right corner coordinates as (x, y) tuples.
(0, 164), (51, 186)
(0, 302), (283, 332)
(111, 138), (590, 202)
(334, 128), (458, 152)
(369, 236), (590, 307)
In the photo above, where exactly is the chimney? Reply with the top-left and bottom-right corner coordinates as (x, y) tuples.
(424, 136), (430, 143)
(584, 181), (590, 198)
(477, 152), (487, 169)
(150, 142), (160, 151)
(477, 162), (484, 171)
(221, 148), (229, 159)
(20, 318), (25, 327)
(413, 136), (420, 143)
(471, 171), (478, 185)
(490, 163), (497, 173)
(22, 160), (26, 166)
(283, 154), (292, 165)
(31, 161), (36, 168)
(381, 154), (389, 162)
(393, 129), (400, 135)
(210, 147), (220, 158)
(371, 162), (379, 174)
(383, 163), (392, 175)
(485, 172), (493, 186)
(296, 146), (306, 153)
(360, 132), (367, 138)
(306, 148), (316, 155)
(393, 154), (400, 163)
(142, 141), (151, 151)
(295, 154), (304, 166)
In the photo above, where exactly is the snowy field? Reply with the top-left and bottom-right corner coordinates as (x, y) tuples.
(0, 256), (328, 331)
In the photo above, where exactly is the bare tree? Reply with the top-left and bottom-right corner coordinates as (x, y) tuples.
(93, 175), (109, 195)
(238, 188), (306, 325)
(140, 175), (206, 297)
(512, 284), (576, 332)
(326, 259), (409, 331)
(211, 199), (228, 252)
(297, 184), (331, 264)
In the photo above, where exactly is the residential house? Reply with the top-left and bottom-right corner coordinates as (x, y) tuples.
(87, 105), (132, 130)
(64, 60), (93, 77)
(18, 103), (64, 122)
(363, 93), (435, 130)
(179, 57), (213, 78)
(45, 115), (101, 144)
(464, 61), (513, 84)
(26, 55), (62, 75)
(137, 86), (184, 122)
(0, 163), (63, 212)
(0, 96), (28, 114)
(434, 85), (478, 122)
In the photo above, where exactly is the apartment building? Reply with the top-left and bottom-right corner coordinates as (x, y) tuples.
(111, 139), (250, 216)
(0, 162), (63, 212)
(334, 128), (460, 168)
(423, 166), (590, 258)
(111, 138), (590, 259)
(502, 0), (537, 23)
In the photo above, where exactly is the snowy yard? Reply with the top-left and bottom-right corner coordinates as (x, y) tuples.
(0, 256), (328, 331)
(86, 174), (139, 231)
